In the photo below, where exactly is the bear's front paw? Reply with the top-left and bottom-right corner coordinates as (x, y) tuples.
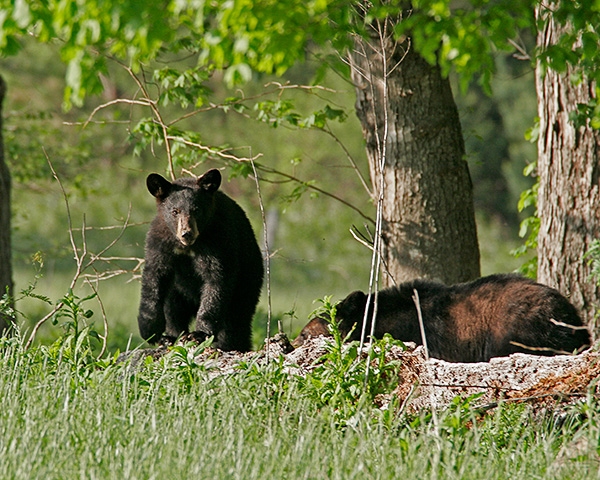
(181, 331), (209, 344)
(158, 335), (177, 347)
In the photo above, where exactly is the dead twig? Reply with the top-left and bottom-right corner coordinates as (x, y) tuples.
(349, 226), (373, 251)
(26, 154), (86, 349)
(166, 135), (263, 164)
(248, 154), (277, 359)
(509, 341), (584, 356)
(124, 66), (177, 180)
(81, 98), (153, 129)
(84, 204), (132, 271)
(548, 317), (591, 331)
(26, 154), (132, 350)
(255, 163), (375, 224)
(412, 289), (429, 361)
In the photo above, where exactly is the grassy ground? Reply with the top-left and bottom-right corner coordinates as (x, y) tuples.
(0, 329), (598, 480)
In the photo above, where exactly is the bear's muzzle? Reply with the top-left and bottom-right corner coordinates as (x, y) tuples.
(176, 215), (199, 246)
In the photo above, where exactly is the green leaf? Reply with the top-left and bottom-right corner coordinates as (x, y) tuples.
(581, 31), (598, 59)
(12, 0), (31, 28)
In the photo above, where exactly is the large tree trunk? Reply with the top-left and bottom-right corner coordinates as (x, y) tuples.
(535, 4), (600, 332)
(349, 17), (480, 287)
(0, 75), (13, 334)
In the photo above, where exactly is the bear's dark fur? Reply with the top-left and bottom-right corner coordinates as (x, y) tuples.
(137, 169), (264, 352)
(293, 274), (591, 362)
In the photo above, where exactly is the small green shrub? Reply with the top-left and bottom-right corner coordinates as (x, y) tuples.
(296, 296), (403, 426)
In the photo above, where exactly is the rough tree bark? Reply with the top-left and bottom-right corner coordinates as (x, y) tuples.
(535, 4), (600, 332)
(349, 14), (480, 287)
(0, 75), (13, 334)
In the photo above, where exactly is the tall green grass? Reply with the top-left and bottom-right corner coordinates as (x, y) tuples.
(0, 325), (598, 480)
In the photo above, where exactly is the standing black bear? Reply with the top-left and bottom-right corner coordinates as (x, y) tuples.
(138, 169), (264, 352)
(293, 274), (591, 362)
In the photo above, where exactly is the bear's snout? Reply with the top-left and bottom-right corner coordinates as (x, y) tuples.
(292, 316), (331, 347)
(176, 215), (199, 246)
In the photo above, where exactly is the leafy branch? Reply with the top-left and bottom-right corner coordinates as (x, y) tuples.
(78, 55), (374, 222)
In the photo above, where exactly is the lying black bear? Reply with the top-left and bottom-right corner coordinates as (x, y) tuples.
(293, 274), (591, 362)
(137, 169), (263, 352)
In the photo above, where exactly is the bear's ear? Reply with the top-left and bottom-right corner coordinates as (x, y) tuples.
(345, 290), (367, 306)
(338, 290), (367, 314)
(146, 174), (172, 199)
(197, 169), (221, 193)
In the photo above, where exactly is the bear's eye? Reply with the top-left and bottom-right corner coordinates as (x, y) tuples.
(171, 208), (180, 216)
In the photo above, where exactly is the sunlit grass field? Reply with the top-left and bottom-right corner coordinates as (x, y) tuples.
(0, 328), (598, 480)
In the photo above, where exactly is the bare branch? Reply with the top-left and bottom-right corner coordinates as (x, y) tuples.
(387, 38), (411, 77)
(256, 163), (375, 224)
(82, 222), (147, 231)
(27, 154), (87, 349)
(349, 226), (374, 251)
(168, 81), (339, 128)
(322, 127), (373, 197)
(26, 154), (132, 350)
(265, 81), (338, 94)
(508, 38), (531, 61)
(166, 135), (263, 163)
(249, 153), (277, 357)
(81, 98), (153, 129)
(84, 204), (132, 270)
(123, 65), (177, 180)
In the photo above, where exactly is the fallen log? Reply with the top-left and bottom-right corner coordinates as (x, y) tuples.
(117, 334), (599, 412)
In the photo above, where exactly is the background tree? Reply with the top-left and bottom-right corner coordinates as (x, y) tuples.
(350, 9), (480, 286)
(464, 81), (522, 227)
(535, 1), (600, 329)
